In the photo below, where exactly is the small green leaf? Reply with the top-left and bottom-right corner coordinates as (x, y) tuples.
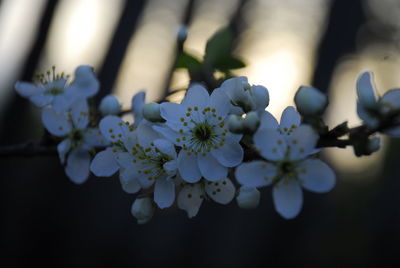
(176, 52), (202, 70)
(214, 56), (245, 71)
(204, 27), (233, 66)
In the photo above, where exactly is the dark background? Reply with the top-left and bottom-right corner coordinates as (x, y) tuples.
(1, 0), (400, 267)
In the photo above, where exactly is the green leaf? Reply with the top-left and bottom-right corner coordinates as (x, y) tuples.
(204, 27), (233, 66)
(176, 52), (202, 70)
(214, 56), (245, 71)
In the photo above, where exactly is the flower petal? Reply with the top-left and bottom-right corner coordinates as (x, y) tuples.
(197, 153), (227, 181)
(154, 178), (175, 209)
(177, 151), (202, 183)
(211, 139), (243, 167)
(160, 102), (186, 124)
(182, 84), (210, 109)
(71, 99), (89, 130)
(68, 65), (99, 98)
(253, 129), (287, 161)
(83, 128), (108, 147)
(235, 160), (275, 187)
(99, 115), (130, 143)
(152, 125), (184, 146)
(136, 123), (160, 148)
(297, 159), (335, 193)
(41, 107), (72, 136)
(205, 178), (235, 204)
(119, 174), (141, 194)
(90, 149), (119, 177)
(29, 94), (53, 107)
(287, 125), (319, 160)
(258, 110), (279, 131)
(15, 82), (44, 97)
(279, 106), (301, 132)
(210, 87), (230, 118)
(131, 91), (145, 125)
(250, 85), (269, 112)
(154, 138), (177, 158)
(177, 184), (204, 218)
(272, 178), (303, 219)
(57, 139), (71, 164)
(357, 71), (378, 109)
(357, 102), (380, 128)
(65, 148), (91, 184)
(380, 89), (400, 111)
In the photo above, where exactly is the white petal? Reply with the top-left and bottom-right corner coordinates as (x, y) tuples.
(115, 152), (132, 168)
(182, 84), (210, 109)
(52, 94), (75, 112)
(41, 107), (72, 136)
(280, 106), (301, 131)
(68, 65), (99, 97)
(177, 184), (204, 218)
(131, 91), (145, 125)
(163, 160), (178, 175)
(15, 82), (44, 97)
(65, 148), (91, 184)
(205, 178), (235, 204)
(253, 129), (286, 161)
(357, 71), (378, 109)
(380, 89), (400, 111)
(160, 102), (186, 123)
(272, 178), (303, 219)
(154, 178), (175, 209)
(258, 110), (279, 131)
(152, 125), (184, 146)
(99, 115), (130, 142)
(197, 153), (227, 181)
(298, 159), (336, 193)
(136, 123), (160, 147)
(154, 138), (177, 158)
(90, 149), (119, 177)
(83, 128), (108, 147)
(71, 98), (89, 129)
(29, 94), (53, 107)
(210, 87), (230, 118)
(177, 151), (202, 183)
(211, 139), (243, 167)
(57, 139), (71, 164)
(357, 102), (380, 128)
(119, 174), (141, 194)
(287, 125), (319, 160)
(235, 160), (275, 187)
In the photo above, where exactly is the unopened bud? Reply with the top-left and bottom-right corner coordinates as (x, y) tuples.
(242, 111), (260, 133)
(143, 103), (164, 122)
(227, 114), (244, 134)
(99, 95), (121, 115)
(294, 86), (328, 116)
(236, 186), (260, 209)
(250, 85), (269, 112)
(131, 197), (155, 224)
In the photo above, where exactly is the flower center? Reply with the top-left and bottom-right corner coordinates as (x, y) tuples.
(45, 87), (64, 95)
(193, 122), (213, 142)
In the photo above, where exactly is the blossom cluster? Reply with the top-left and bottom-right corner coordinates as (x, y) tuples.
(14, 66), (400, 223)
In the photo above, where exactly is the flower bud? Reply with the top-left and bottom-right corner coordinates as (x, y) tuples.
(99, 95), (121, 115)
(227, 114), (244, 134)
(236, 186), (260, 209)
(294, 86), (328, 116)
(242, 111), (260, 134)
(177, 25), (188, 42)
(250, 85), (269, 112)
(131, 197), (155, 224)
(357, 72), (378, 110)
(142, 103), (164, 122)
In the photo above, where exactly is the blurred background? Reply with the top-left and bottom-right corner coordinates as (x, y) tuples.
(1, 0), (400, 267)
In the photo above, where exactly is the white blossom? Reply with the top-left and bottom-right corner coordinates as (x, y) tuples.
(154, 84), (243, 183)
(177, 178), (235, 218)
(42, 99), (107, 184)
(142, 103), (164, 122)
(356, 71), (400, 135)
(15, 65), (99, 112)
(218, 76), (269, 113)
(235, 108), (335, 219)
